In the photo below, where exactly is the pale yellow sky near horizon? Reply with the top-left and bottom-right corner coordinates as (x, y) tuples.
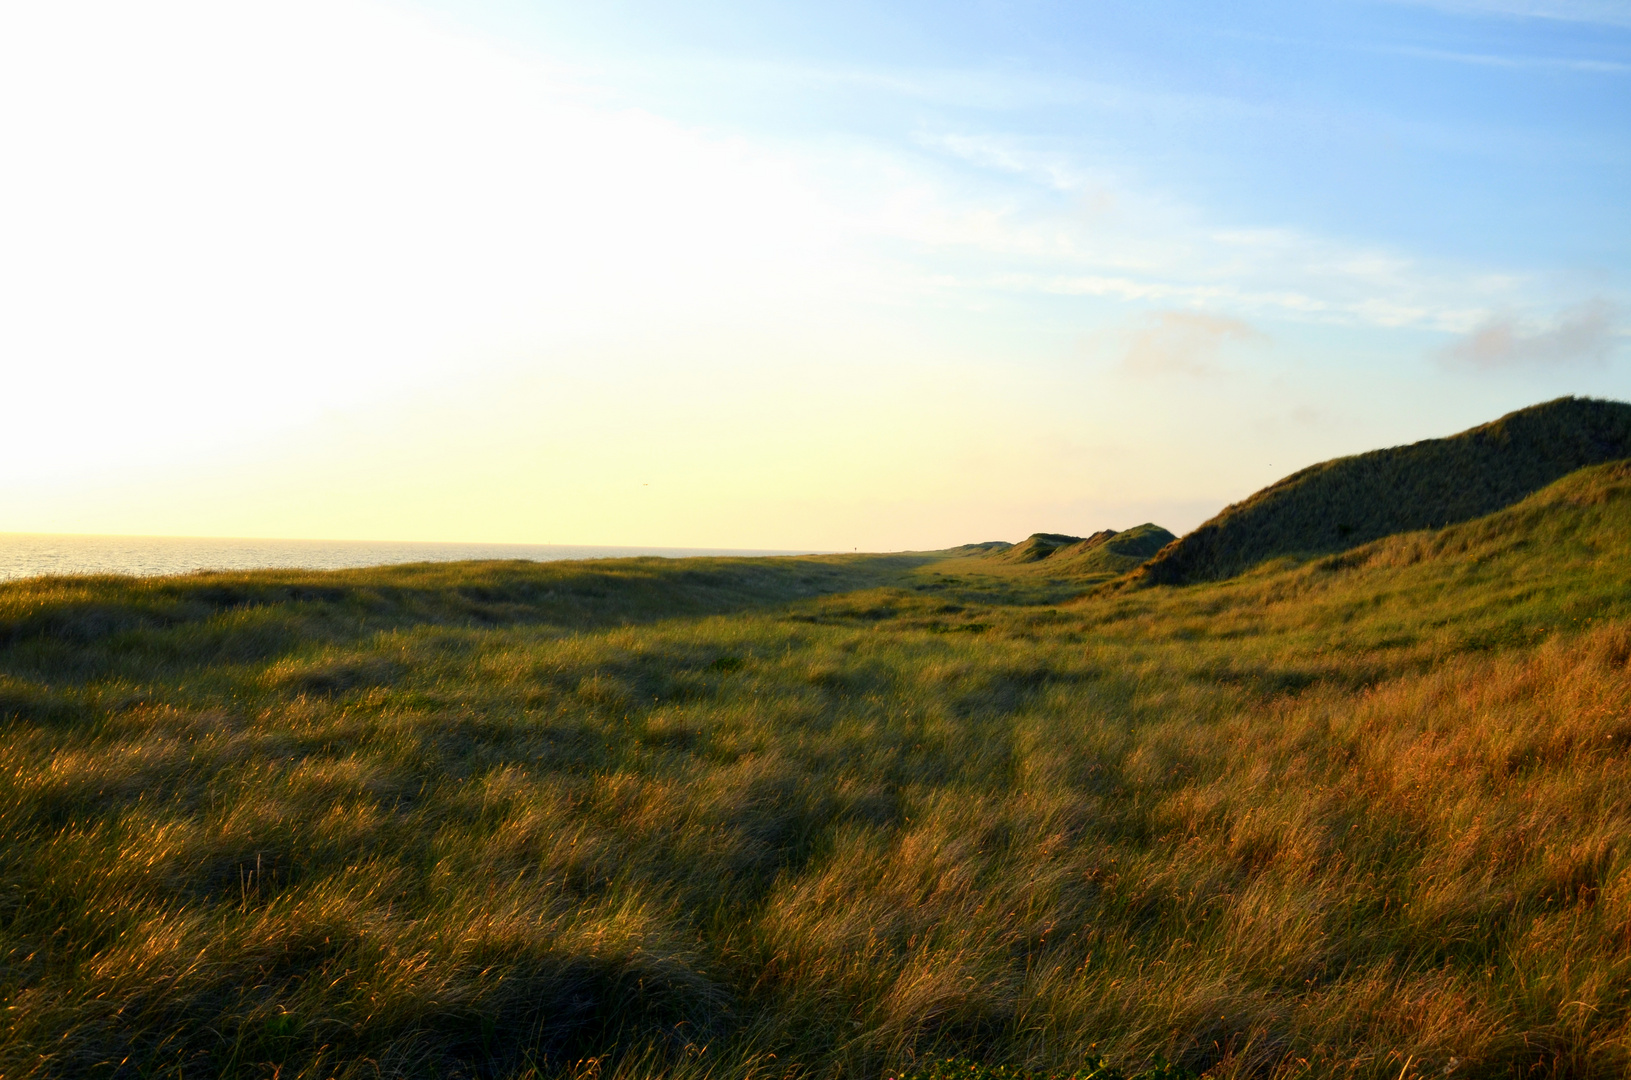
(3, 0), (1615, 551)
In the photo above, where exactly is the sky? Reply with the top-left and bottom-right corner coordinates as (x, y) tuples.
(1, 0), (1627, 549)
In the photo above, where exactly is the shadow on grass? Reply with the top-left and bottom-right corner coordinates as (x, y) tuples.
(0, 553), (940, 687)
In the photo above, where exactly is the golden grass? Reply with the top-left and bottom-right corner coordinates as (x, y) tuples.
(1, 465), (1630, 1078)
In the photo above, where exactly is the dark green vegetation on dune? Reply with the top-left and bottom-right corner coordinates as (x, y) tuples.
(3, 457), (1631, 1078)
(1137, 396), (1631, 585)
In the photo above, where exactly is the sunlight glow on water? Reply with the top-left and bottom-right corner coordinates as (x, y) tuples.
(0, 535), (809, 583)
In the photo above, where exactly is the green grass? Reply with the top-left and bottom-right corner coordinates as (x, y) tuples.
(2, 463), (1631, 1078)
(1138, 395), (1631, 584)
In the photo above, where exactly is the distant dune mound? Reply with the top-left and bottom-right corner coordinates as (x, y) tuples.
(1134, 395), (1631, 586)
(983, 524), (1177, 577)
(994, 532), (1099, 563)
(942, 540), (1016, 557)
(1052, 523), (1177, 573)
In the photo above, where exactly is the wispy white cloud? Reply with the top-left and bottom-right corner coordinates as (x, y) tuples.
(1439, 298), (1622, 368)
(1385, 0), (1631, 27)
(858, 133), (1525, 334)
(1121, 311), (1266, 377)
(706, 56), (1274, 122)
(1383, 43), (1631, 72)
(511, 36), (1624, 344)
(913, 132), (1087, 191)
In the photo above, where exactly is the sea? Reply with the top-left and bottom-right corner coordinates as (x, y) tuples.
(0, 534), (811, 584)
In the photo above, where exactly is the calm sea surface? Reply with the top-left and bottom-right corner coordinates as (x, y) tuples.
(0, 535), (811, 583)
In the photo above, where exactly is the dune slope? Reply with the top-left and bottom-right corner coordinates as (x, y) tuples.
(1134, 395), (1631, 585)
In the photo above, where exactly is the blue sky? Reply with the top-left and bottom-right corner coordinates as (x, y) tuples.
(0, 0), (1626, 547)
(440, 0), (1628, 260)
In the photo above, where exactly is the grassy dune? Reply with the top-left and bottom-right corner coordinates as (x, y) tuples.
(3, 463), (1631, 1078)
(1138, 396), (1631, 585)
(986, 527), (1177, 583)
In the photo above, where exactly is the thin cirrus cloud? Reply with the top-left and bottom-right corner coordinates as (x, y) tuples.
(1387, 0), (1631, 25)
(890, 132), (1521, 336)
(1384, 44), (1631, 71)
(1121, 311), (1267, 377)
(1439, 299), (1620, 369)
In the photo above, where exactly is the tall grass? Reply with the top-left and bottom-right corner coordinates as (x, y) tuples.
(1, 464), (1629, 1078)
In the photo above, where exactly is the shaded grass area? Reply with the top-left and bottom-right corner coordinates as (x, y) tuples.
(2, 465), (1631, 1078)
(0, 553), (934, 687)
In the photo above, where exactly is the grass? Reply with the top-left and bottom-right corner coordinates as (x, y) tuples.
(1, 461), (1630, 1078)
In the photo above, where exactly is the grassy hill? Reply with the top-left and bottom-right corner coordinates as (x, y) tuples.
(989, 532), (1099, 564)
(1134, 395), (1631, 585)
(0, 461), (1629, 1078)
(1045, 524), (1176, 576)
(975, 525), (1178, 582)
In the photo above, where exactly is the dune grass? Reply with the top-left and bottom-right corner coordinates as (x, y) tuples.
(2, 464), (1630, 1078)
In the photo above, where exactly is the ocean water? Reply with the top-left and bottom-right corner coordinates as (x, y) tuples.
(0, 534), (809, 583)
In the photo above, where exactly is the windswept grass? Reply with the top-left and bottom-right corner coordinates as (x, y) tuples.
(1, 464), (1630, 1078)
